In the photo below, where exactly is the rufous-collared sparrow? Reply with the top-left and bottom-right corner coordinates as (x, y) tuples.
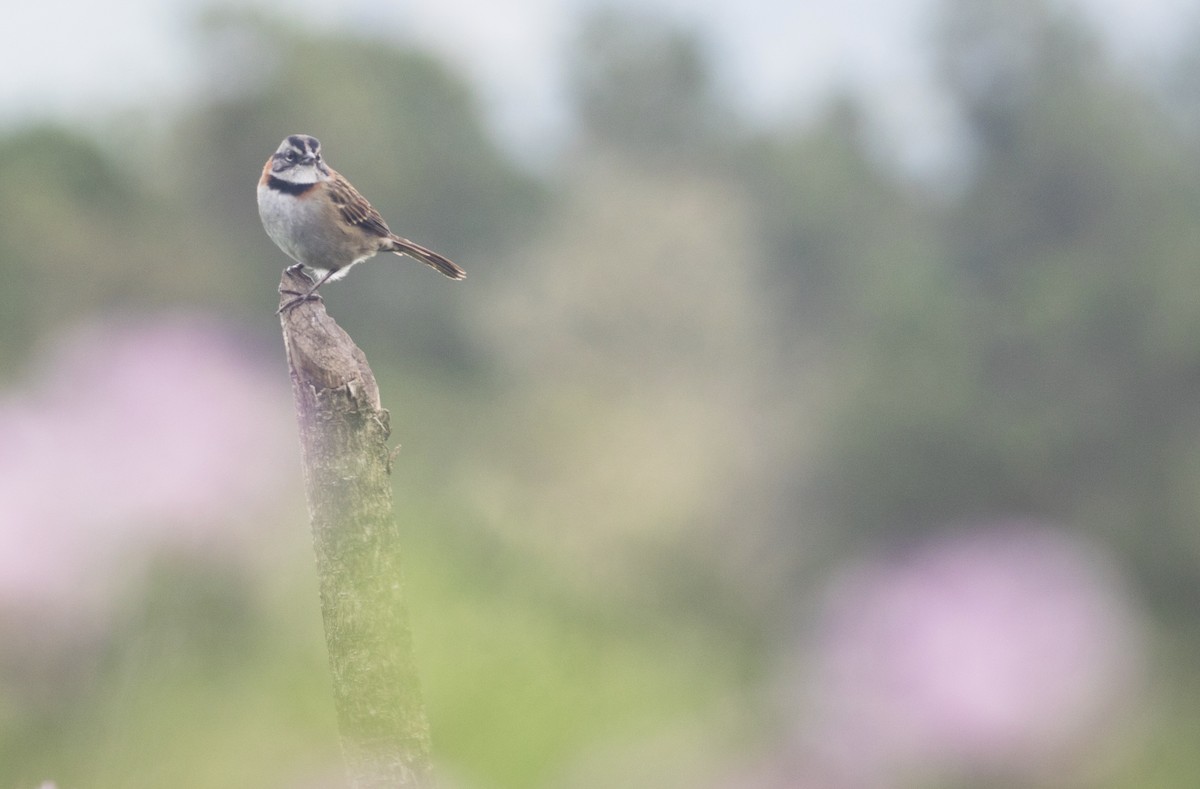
(258, 134), (465, 312)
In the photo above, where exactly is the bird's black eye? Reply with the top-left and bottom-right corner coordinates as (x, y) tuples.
(284, 150), (298, 163)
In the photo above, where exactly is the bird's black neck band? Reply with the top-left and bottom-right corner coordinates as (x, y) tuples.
(267, 176), (317, 196)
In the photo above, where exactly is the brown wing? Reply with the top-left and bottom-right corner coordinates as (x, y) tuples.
(327, 171), (392, 239)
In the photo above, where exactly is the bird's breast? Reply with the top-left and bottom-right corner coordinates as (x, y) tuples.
(257, 183), (378, 270)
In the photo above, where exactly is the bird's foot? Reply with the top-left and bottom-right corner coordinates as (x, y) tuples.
(276, 289), (323, 315)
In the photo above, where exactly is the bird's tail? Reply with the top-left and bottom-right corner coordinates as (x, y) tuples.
(387, 235), (466, 280)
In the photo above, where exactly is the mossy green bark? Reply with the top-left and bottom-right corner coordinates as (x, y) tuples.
(279, 268), (434, 788)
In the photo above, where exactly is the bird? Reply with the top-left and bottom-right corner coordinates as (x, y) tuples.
(257, 134), (465, 312)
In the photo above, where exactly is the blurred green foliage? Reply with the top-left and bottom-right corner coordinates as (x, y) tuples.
(5, 0), (1200, 786)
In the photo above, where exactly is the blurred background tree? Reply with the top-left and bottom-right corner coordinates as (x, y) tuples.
(2, 0), (1200, 787)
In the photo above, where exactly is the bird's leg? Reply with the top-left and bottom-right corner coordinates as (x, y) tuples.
(277, 267), (339, 314)
(279, 264), (314, 295)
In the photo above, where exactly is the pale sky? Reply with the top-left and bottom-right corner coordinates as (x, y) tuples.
(3, 0), (1196, 167)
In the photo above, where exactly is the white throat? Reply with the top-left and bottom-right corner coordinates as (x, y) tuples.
(273, 163), (324, 184)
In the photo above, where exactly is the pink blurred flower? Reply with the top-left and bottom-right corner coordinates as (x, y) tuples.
(0, 315), (299, 619)
(800, 522), (1144, 787)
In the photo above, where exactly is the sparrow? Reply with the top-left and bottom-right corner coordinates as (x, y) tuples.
(258, 134), (465, 312)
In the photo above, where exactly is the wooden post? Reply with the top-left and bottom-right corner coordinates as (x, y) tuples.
(278, 267), (435, 788)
